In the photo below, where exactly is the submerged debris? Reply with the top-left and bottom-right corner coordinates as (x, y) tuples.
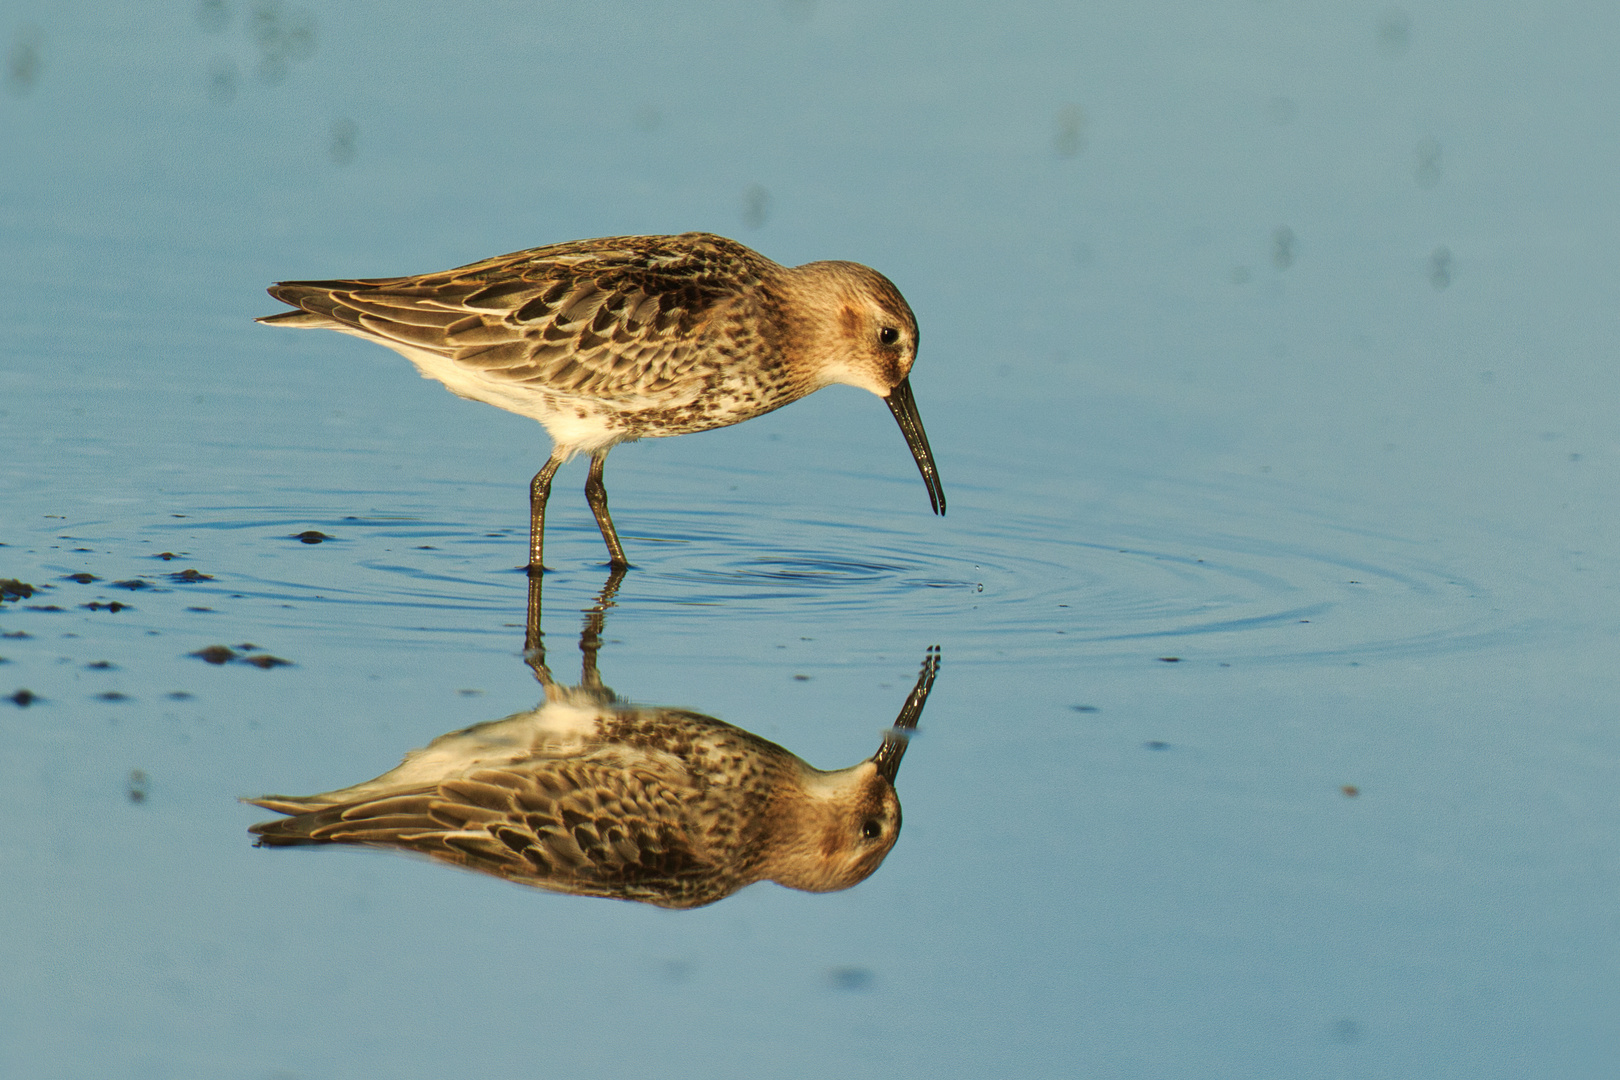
(191, 644), (293, 668)
(0, 579), (36, 602)
(293, 530), (332, 544)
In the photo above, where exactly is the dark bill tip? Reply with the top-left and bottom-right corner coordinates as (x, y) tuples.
(884, 378), (946, 516)
(873, 646), (941, 784)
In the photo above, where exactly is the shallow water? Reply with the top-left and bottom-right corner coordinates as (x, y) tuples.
(4, 1), (1619, 1076)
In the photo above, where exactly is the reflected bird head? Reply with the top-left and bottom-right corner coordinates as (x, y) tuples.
(766, 647), (939, 894)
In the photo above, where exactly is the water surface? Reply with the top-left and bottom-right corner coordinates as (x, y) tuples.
(3, 2), (1618, 1077)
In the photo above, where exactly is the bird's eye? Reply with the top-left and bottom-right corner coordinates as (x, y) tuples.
(878, 326), (900, 346)
(861, 819), (883, 840)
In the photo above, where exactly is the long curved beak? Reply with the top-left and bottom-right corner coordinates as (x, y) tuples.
(884, 378), (946, 516)
(873, 646), (941, 784)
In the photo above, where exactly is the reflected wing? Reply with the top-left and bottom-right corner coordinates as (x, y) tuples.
(259, 233), (769, 400)
(249, 760), (722, 907)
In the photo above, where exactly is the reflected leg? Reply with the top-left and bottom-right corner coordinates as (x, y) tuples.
(528, 450), (565, 573)
(524, 567), (546, 660)
(578, 565), (627, 691)
(584, 448), (630, 569)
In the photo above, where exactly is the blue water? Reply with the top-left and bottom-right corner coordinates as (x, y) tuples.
(4, 1), (1619, 1076)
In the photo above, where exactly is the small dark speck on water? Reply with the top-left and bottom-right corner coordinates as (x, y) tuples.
(9, 689), (39, 706)
(87, 661), (116, 670)
(84, 602), (131, 612)
(294, 530), (332, 543)
(1429, 246), (1453, 290)
(1272, 226), (1297, 269)
(196, 0), (229, 32)
(1053, 103), (1086, 157)
(169, 569), (214, 582)
(25, 605), (64, 612)
(186, 606), (215, 613)
(1157, 656), (1181, 663)
(154, 552), (182, 561)
(97, 692), (130, 702)
(3, 631), (32, 639)
(1342, 785), (1360, 797)
(191, 645), (239, 665)
(1144, 741), (1171, 750)
(128, 769), (150, 803)
(64, 573), (98, 584)
(329, 117), (358, 165)
(1069, 704), (1098, 713)
(111, 579), (150, 590)
(1415, 136), (1443, 188)
(5, 25), (44, 97)
(206, 58), (238, 105)
(241, 654), (292, 668)
(827, 966), (874, 992)
(167, 691), (194, 700)
(457, 689), (483, 697)
(1375, 9), (1411, 56)
(792, 674), (811, 681)
(740, 183), (771, 229)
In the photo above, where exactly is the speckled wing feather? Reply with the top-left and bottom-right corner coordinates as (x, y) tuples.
(262, 233), (772, 401)
(249, 760), (724, 906)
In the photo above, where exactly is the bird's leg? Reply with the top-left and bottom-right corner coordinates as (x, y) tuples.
(584, 449), (631, 569)
(528, 451), (565, 574)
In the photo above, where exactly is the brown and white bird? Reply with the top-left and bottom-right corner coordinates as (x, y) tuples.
(247, 647), (939, 908)
(258, 232), (945, 570)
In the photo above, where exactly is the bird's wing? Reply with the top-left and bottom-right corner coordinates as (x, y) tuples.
(259, 233), (772, 401)
(249, 758), (719, 904)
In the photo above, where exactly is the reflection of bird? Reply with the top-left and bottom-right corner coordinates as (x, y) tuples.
(258, 232), (945, 570)
(248, 572), (940, 908)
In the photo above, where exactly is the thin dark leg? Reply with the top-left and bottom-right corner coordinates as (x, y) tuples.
(528, 451), (565, 574)
(584, 449), (630, 569)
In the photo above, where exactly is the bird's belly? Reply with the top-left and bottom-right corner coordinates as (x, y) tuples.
(351, 332), (802, 454)
(360, 335), (629, 454)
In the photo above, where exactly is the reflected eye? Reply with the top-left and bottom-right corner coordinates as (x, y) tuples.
(861, 819), (883, 840)
(878, 326), (899, 346)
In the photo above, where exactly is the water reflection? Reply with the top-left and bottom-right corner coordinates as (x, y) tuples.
(248, 572), (940, 908)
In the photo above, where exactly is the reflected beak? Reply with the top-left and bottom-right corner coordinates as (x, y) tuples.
(873, 647), (941, 784)
(884, 377), (946, 516)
